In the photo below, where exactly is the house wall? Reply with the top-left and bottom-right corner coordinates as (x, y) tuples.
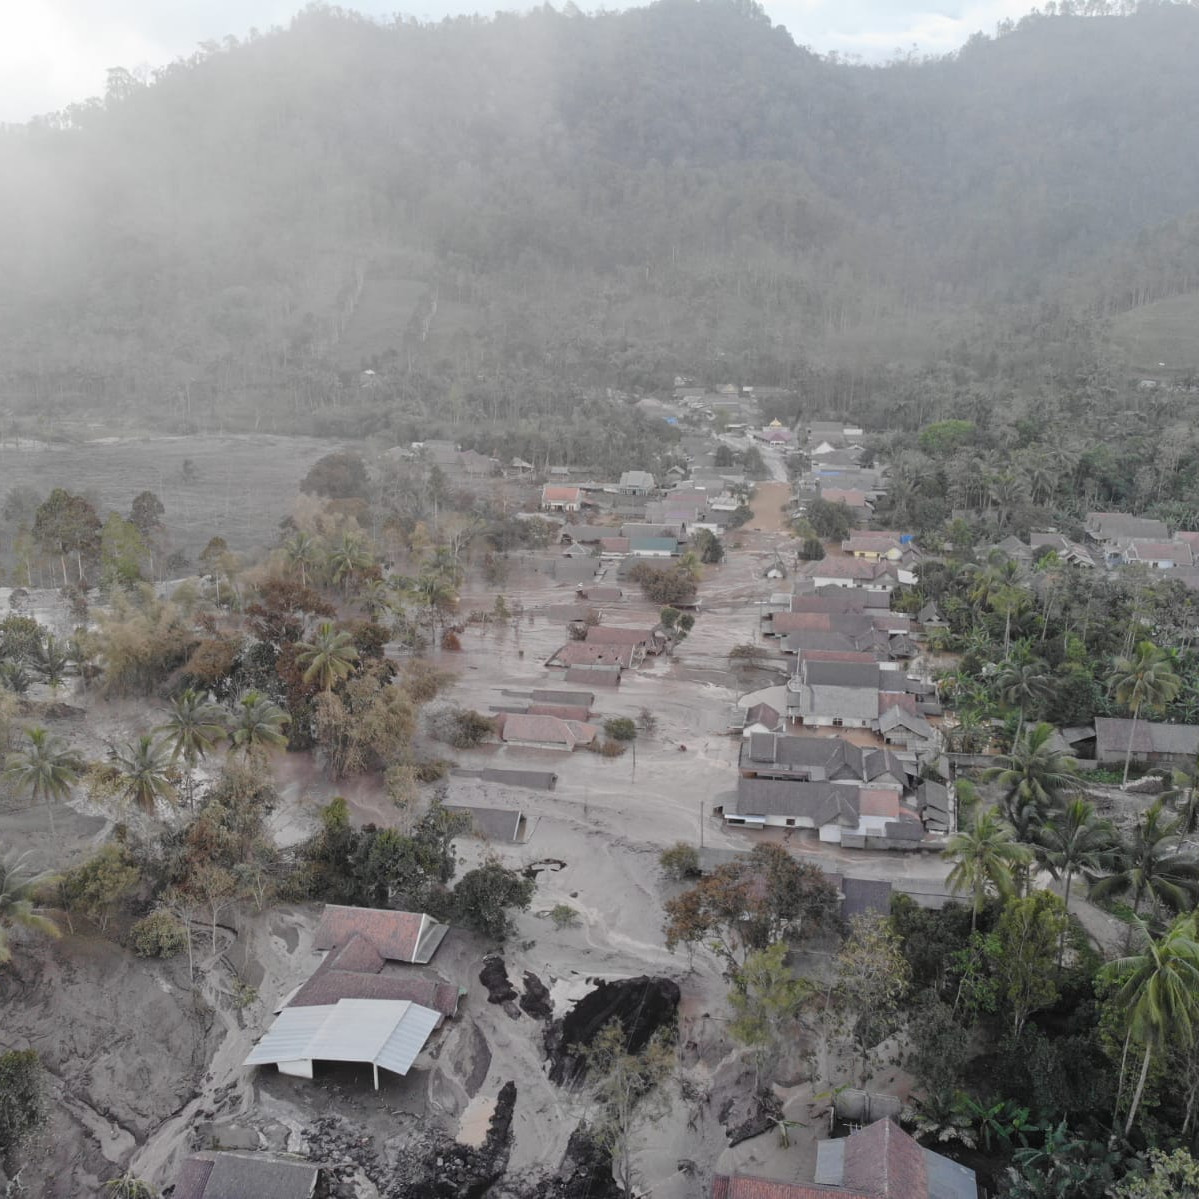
(505, 737), (574, 751)
(279, 1060), (314, 1079)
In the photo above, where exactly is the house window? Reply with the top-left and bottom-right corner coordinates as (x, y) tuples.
(832, 718), (844, 727)
(785, 818), (795, 827)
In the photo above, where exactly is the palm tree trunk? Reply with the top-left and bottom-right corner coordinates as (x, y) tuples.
(1125, 1041), (1154, 1138)
(1123, 710), (1139, 788)
(1057, 870), (1073, 971)
(1114, 1025), (1133, 1126)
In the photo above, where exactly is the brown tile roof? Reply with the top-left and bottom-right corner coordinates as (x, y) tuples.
(313, 906), (440, 964)
(498, 713), (578, 747)
(324, 932), (385, 975)
(859, 788), (901, 818)
(599, 537), (630, 553)
(290, 969), (460, 1018)
(550, 641), (635, 668)
(711, 1177), (865, 1199)
(843, 1116), (929, 1196)
(542, 485), (581, 502)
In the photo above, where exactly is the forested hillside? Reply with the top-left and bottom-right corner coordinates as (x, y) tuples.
(2, 0), (1199, 438)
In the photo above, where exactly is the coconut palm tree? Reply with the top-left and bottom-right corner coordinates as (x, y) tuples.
(295, 621), (359, 693)
(282, 530), (321, 588)
(984, 722), (1082, 870)
(1105, 914), (1199, 1137)
(1089, 800), (1199, 920)
(326, 532), (373, 594)
(1036, 799), (1118, 968)
(944, 807), (1033, 932)
(0, 847), (60, 965)
(109, 734), (176, 815)
(156, 689), (227, 808)
(1108, 641), (1182, 787)
(35, 633), (71, 696)
(3, 726), (83, 836)
(229, 691), (290, 757)
(994, 657), (1051, 744)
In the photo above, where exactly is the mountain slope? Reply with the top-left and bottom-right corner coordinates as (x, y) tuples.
(2, 0), (1199, 431)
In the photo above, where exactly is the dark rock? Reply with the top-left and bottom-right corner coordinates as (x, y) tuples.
(519, 971), (553, 1020)
(545, 975), (680, 1086)
(727, 1091), (783, 1146)
(479, 956), (518, 1005)
(384, 1081), (516, 1198)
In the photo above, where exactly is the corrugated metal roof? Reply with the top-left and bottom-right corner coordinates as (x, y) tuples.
(245, 999), (440, 1077)
(244, 1006), (331, 1065)
(376, 1003), (443, 1076)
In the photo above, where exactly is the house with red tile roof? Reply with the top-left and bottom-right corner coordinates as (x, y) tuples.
(495, 712), (599, 750)
(712, 1116), (977, 1199)
(313, 905), (449, 965)
(541, 484), (583, 512)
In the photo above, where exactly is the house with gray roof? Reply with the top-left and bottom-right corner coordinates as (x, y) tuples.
(740, 733), (910, 791)
(787, 660), (884, 728)
(617, 470), (657, 494)
(173, 1153), (319, 1199)
(1094, 717), (1199, 770)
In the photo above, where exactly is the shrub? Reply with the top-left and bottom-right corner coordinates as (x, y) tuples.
(0, 1048), (44, 1160)
(599, 739), (627, 757)
(441, 630), (463, 651)
(130, 910), (189, 958)
(659, 843), (701, 880)
(549, 903), (581, 929)
(429, 706), (496, 748)
(603, 717), (637, 742)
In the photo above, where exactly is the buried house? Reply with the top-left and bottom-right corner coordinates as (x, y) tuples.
(243, 906), (456, 1090)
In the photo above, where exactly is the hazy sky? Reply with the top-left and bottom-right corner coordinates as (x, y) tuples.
(1, 0), (1038, 124)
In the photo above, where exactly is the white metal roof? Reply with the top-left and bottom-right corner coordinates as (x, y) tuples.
(244, 998), (441, 1076)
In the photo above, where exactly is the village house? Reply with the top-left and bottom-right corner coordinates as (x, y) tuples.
(841, 531), (913, 560)
(173, 1153), (320, 1199)
(1094, 717), (1199, 770)
(713, 1115), (977, 1199)
(540, 484), (583, 513)
(728, 702), (784, 736)
(495, 712), (599, 750)
(788, 660), (883, 728)
(1085, 511), (1170, 563)
(1121, 538), (1194, 570)
(546, 641), (641, 669)
(794, 557), (899, 592)
(243, 905), (458, 1091)
(617, 469), (657, 495)
(585, 625), (667, 654)
(815, 487), (873, 519)
(739, 732), (911, 790)
(723, 776), (924, 846)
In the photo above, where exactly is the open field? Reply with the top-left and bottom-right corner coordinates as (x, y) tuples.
(0, 433), (344, 572)
(1107, 290), (1199, 372)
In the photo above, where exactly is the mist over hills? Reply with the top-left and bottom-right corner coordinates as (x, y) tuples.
(2, 0), (1199, 435)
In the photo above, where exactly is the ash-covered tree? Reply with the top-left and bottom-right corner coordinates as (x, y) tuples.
(583, 1020), (675, 1197)
(664, 843), (838, 971)
(129, 490), (165, 540)
(729, 941), (810, 1087)
(805, 498), (855, 541)
(452, 855), (535, 941)
(831, 914), (912, 1085)
(300, 451), (370, 500)
(32, 488), (101, 585)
